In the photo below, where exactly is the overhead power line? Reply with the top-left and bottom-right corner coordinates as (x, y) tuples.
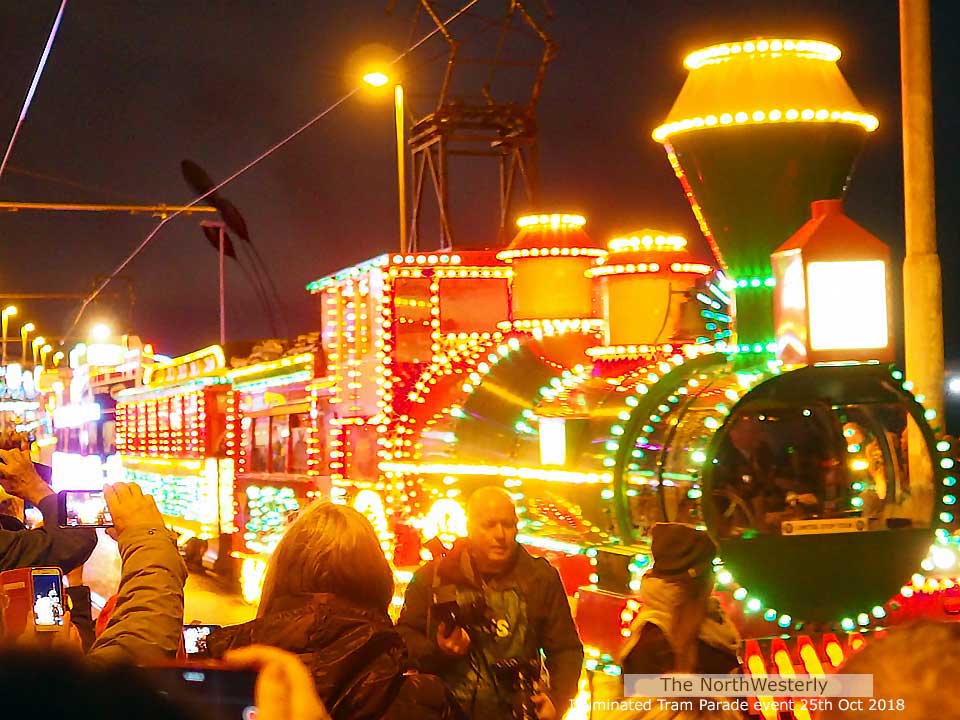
(0, 0), (68, 184)
(64, 0), (482, 340)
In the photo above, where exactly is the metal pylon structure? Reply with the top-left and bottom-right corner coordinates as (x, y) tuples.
(396, 0), (556, 251)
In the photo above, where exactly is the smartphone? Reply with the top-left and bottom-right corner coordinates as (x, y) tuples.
(182, 624), (221, 657)
(30, 568), (65, 631)
(58, 489), (113, 528)
(141, 663), (257, 720)
(1, 567), (66, 637)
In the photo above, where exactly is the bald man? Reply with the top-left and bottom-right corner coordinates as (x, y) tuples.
(398, 487), (583, 720)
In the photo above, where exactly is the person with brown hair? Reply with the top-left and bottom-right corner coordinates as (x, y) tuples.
(206, 500), (460, 720)
(620, 523), (740, 675)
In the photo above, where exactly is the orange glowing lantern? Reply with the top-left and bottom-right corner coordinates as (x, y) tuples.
(587, 230), (714, 353)
(497, 214), (605, 329)
(772, 199), (893, 365)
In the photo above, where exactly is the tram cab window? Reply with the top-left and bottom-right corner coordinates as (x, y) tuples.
(711, 403), (933, 538)
(289, 413), (309, 474)
(251, 417), (269, 472)
(271, 415), (290, 473)
(438, 278), (509, 334)
(343, 424), (378, 481)
(393, 278), (433, 363)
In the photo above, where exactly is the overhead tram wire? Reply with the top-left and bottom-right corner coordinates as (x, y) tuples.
(65, 0), (482, 340)
(0, 0), (68, 185)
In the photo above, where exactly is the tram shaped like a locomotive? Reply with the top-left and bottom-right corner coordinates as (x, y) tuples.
(115, 38), (958, 689)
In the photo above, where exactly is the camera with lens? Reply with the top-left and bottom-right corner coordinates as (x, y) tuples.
(493, 657), (541, 720)
(432, 584), (496, 635)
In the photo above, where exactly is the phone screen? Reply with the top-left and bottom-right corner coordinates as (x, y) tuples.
(182, 624), (220, 656)
(32, 569), (64, 629)
(59, 489), (113, 528)
(143, 666), (257, 720)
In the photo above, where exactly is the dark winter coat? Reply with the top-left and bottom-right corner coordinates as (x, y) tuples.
(397, 540), (584, 720)
(206, 592), (461, 720)
(621, 623), (741, 675)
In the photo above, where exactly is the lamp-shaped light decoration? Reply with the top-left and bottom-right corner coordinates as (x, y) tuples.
(498, 213), (605, 328)
(772, 199), (892, 364)
(585, 230), (718, 359)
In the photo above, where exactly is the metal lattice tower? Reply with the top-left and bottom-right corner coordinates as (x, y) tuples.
(393, 0), (556, 251)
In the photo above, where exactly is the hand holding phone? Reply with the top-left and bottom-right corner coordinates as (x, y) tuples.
(0, 567), (66, 639)
(223, 645), (331, 720)
(103, 482), (164, 536)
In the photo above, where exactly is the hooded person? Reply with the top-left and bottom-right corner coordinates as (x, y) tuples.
(620, 523), (740, 675)
(205, 500), (460, 720)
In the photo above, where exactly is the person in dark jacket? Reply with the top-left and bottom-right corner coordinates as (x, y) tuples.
(620, 523), (740, 675)
(0, 446), (97, 573)
(398, 486), (584, 720)
(206, 500), (460, 720)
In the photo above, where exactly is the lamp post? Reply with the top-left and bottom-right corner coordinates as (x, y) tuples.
(20, 322), (34, 364)
(52, 351), (64, 368)
(900, 0), (943, 424)
(32, 336), (45, 367)
(363, 70), (407, 254)
(40, 344), (52, 370)
(2, 305), (17, 366)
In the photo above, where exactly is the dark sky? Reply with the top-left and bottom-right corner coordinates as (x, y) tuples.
(1, 1), (957, 367)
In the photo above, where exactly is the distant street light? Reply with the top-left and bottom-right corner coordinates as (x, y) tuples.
(40, 344), (52, 369)
(2, 305), (17, 366)
(948, 376), (960, 396)
(20, 322), (35, 364)
(52, 351), (64, 368)
(362, 68), (407, 254)
(31, 336), (45, 367)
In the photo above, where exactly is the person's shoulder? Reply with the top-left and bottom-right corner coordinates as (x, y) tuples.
(519, 546), (563, 582)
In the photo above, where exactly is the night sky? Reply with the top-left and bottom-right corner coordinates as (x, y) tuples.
(1, 2), (957, 375)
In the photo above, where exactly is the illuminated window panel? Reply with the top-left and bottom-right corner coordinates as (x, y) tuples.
(807, 260), (888, 351)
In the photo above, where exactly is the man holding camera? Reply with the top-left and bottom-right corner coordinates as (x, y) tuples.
(0, 446), (96, 573)
(398, 487), (583, 720)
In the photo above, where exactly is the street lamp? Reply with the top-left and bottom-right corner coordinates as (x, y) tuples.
(2, 305), (17, 366)
(20, 322), (35, 364)
(362, 69), (407, 254)
(90, 323), (111, 342)
(40, 344), (52, 369)
(32, 336), (45, 367)
(52, 351), (64, 368)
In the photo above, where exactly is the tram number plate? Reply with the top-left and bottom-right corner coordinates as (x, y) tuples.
(782, 518), (867, 535)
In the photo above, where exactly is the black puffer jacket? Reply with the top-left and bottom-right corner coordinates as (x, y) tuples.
(206, 592), (460, 720)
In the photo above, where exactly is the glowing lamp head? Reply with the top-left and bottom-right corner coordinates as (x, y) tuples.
(516, 213), (586, 230)
(607, 233), (687, 254)
(90, 323), (112, 342)
(32, 336), (45, 349)
(2, 306), (17, 318)
(772, 199), (892, 365)
(21, 322), (35, 334)
(362, 71), (390, 88)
